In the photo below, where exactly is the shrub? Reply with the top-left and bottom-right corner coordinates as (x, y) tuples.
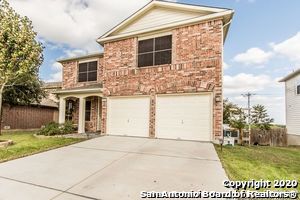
(38, 121), (75, 136)
(38, 122), (60, 136)
(61, 121), (74, 135)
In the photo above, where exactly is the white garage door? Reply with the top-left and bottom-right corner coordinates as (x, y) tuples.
(107, 96), (150, 137)
(156, 94), (212, 141)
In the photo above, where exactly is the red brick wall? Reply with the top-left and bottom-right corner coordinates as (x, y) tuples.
(62, 57), (103, 89)
(71, 97), (99, 132)
(102, 19), (223, 140)
(61, 57), (103, 132)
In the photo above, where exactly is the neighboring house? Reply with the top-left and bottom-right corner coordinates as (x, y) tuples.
(280, 69), (300, 145)
(55, 1), (234, 142)
(1, 82), (62, 131)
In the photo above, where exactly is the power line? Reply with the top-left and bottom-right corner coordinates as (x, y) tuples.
(241, 92), (256, 146)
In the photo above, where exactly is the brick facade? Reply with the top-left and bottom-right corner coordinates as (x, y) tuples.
(60, 19), (224, 140)
(70, 97), (99, 132)
(62, 58), (103, 89)
(101, 19), (223, 140)
(62, 57), (103, 132)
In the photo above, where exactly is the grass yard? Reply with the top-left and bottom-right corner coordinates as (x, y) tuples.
(0, 131), (84, 163)
(215, 145), (300, 191)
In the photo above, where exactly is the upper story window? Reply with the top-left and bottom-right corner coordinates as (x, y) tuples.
(297, 80), (300, 95)
(78, 61), (97, 82)
(138, 35), (172, 67)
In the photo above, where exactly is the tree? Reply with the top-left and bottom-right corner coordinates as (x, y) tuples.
(229, 107), (247, 143)
(223, 99), (247, 144)
(251, 104), (274, 131)
(3, 74), (45, 105)
(0, 0), (44, 134)
(223, 98), (238, 124)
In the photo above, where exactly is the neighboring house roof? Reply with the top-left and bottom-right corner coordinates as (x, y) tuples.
(57, 53), (103, 63)
(279, 68), (300, 82)
(97, 0), (234, 45)
(28, 82), (62, 108)
(42, 82), (62, 89)
(32, 98), (58, 108)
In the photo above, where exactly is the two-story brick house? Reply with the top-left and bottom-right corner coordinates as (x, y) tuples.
(55, 0), (234, 142)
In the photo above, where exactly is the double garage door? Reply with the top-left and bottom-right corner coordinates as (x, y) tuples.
(107, 94), (212, 141)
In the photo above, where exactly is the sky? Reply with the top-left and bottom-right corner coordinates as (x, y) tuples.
(8, 0), (300, 125)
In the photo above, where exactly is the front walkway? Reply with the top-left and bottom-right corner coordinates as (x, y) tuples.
(0, 136), (228, 200)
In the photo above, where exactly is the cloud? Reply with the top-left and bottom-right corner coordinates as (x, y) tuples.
(46, 62), (63, 82)
(223, 73), (285, 123)
(233, 48), (273, 65)
(223, 61), (229, 70)
(224, 73), (273, 94)
(272, 32), (300, 62)
(228, 95), (285, 124)
(10, 0), (150, 52)
(63, 49), (88, 58)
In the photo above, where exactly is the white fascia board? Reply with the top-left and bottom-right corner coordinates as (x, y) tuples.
(99, 1), (154, 39)
(154, 1), (227, 13)
(98, 1), (229, 41)
(97, 10), (234, 44)
(54, 88), (103, 95)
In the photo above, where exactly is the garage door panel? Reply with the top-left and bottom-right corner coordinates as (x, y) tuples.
(156, 94), (211, 141)
(108, 97), (150, 137)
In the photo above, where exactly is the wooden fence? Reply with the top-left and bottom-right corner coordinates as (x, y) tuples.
(1, 105), (58, 130)
(250, 128), (287, 146)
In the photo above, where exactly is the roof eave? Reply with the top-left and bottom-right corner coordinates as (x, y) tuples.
(97, 0), (232, 43)
(53, 88), (103, 95)
(57, 53), (104, 63)
(223, 11), (234, 43)
(279, 69), (300, 82)
(97, 10), (234, 45)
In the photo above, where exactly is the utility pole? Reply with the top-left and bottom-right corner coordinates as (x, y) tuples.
(242, 92), (255, 146)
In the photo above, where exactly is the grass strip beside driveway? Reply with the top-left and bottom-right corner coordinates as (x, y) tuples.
(215, 145), (300, 191)
(0, 131), (84, 163)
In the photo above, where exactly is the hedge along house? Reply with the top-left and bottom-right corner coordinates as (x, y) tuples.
(55, 0), (234, 142)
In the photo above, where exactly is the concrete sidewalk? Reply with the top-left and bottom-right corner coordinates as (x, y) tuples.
(0, 136), (228, 200)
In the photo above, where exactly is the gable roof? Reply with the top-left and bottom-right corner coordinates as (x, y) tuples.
(279, 68), (300, 82)
(57, 53), (103, 63)
(97, 0), (234, 45)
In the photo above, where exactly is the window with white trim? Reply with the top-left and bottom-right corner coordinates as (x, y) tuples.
(78, 61), (97, 82)
(138, 35), (172, 67)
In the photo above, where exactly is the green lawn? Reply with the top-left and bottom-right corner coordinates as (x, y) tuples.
(0, 131), (84, 163)
(215, 145), (300, 191)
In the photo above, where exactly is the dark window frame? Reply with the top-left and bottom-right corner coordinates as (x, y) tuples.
(65, 100), (75, 121)
(78, 61), (98, 83)
(297, 84), (300, 95)
(138, 35), (172, 68)
(85, 100), (91, 122)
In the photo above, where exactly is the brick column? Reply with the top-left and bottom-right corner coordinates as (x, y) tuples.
(101, 98), (107, 135)
(149, 92), (156, 138)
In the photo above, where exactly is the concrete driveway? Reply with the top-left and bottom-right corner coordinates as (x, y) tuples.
(0, 136), (228, 200)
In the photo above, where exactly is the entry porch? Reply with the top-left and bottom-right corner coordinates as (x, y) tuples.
(54, 86), (103, 134)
